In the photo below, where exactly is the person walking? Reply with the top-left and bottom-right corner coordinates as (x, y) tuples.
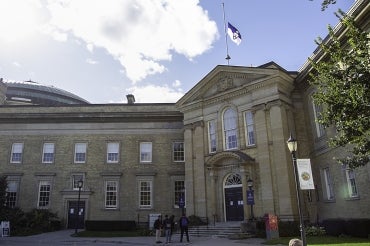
(179, 213), (190, 243)
(153, 215), (162, 244)
(163, 215), (172, 244)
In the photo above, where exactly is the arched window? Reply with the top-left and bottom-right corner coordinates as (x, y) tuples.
(224, 173), (242, 187)
(223, 108), (238, 150)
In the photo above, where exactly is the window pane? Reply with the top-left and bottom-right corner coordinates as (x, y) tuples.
(223, 108), (238, 150)
(72, 175), (84, 190)
(140, 142), (152, 163)
(173, 142), (184, 162)
(346, 169), (358, 197)
(6, 181), (18, 208)
(107, 142), (119, 163)
(105, 181), (118, 208)
(75, 143), (87, 163)
(43, 143), (55, 163)
(174, 181), (185, 207)
(11, 143), (23, 163)
(323, 168), (334, 200)
(38, 181), (51, 208)
(208, 121), (217, 153)
(245, 111), (255, 146)
(139, 181), (152, 208)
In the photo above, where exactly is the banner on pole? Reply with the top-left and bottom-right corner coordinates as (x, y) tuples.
(297, 159), (315, 190)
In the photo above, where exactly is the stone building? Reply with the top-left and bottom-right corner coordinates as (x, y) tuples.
(0, 0), (369, 229)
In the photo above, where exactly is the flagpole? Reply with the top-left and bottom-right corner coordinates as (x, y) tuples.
(222, 3), (231, 65)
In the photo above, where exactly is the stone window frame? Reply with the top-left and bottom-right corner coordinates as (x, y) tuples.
(243, 111), (256, 146)
(139, 142), (152, 163)
(137, 178), (153, 209)
(74, 142), (87, 164)
(222, 108), (238, 150)
(207, 120), (217, 153)
(173, 141), (185, 162)
(105, 180), (119, 209)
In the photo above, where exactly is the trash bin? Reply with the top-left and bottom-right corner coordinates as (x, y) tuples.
(265, 214), (278, 240)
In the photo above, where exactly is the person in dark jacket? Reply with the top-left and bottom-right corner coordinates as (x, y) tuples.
(179, 213), (189, 242)
(153, 215), (162, 243)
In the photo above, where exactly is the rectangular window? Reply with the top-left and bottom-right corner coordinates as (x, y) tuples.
(312, 100), (325, 138)
(72, 174), (84, 190)
(244, 111), (255, 146)
(6, 181), (18, 208)
(140, 142), (152, 163)
(38, 181), (51, 208)
(173, 142), (185, 162)
(107, 142), (119, 163)
(105, 181), (118, 209)
(42, 143), (55, 163)
(346, 169), (358, 198)
(174, 180), (185, 208)
(11, 143), (23, 163)
(208, 120), (217, 153)
(139, 180), (152, 208)
(74, 143), (87, 163)
(323, 168), (334, 200)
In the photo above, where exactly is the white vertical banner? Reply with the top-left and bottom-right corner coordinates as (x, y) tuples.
(297, 159), (315, 190)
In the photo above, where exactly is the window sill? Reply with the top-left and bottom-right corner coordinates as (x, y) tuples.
(345, 196), (360, 201)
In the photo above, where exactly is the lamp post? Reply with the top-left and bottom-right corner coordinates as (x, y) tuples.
(74, 180), (83, 235)
(287, 134), (307, 246)
(247, 178), (254, 220)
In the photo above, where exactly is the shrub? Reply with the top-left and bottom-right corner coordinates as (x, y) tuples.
(278, 220), (300, 237)
(85, 220), (136, 231)
(305, 225), (326, 236)
(188, 215), (207, 226)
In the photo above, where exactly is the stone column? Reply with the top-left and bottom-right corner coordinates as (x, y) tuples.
(184, 125), (195, 215)
(209, 169), (218, 223)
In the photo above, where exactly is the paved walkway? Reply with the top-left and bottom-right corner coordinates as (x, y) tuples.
(0, 230), (267, 246)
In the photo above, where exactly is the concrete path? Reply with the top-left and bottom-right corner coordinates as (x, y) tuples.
(0, 230), (268, 246)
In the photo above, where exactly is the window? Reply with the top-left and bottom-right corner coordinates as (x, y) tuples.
(6, 181), (18, 208)
(11, 143), (23, 163)
(72, 174), (84, 190)
(74, 143), (87, 163)
(223, 108), (238, 150)
(312, 100), (325, 138)
(244, 111), (255, 146)
(42, 143), (55, 163)
(105, 181), (118, 209)
(107, 142), (119, 163)
(38, 181), (51, 208)
(139, 180), (152, 208)
(208, 120), (217, 153)
(323, 168), (335, 200)
(345, 169), (358, 198)
(174, 180), (185, 208)
(140, 142), (152, 163)
(173, 142), (184, 162)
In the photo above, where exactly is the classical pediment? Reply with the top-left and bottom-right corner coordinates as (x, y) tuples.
(176, 63), (289, 110)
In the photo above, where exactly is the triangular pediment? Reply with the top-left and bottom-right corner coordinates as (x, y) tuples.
(176, 63), (291, 110)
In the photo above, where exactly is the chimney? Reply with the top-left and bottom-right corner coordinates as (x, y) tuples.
(126, 94), (135, 104)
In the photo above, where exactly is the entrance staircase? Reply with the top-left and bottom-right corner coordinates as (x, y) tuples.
(175, 222), (253, 238)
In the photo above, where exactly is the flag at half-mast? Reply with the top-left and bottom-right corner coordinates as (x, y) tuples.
(227, 22), (242, 45)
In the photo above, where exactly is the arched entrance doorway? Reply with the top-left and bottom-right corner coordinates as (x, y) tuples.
(224, 173), (244, 221)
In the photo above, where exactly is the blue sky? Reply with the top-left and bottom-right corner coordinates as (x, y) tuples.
(0, 0), (353, 103)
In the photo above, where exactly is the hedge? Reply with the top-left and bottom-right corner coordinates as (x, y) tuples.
(85, 220), (136, 231)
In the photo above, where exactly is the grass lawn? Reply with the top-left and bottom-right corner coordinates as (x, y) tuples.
(264, 236), (370, 245)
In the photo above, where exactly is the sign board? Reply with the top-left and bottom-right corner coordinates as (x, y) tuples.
(1, 221), (10, 237)
(246, 190), (254, 205)
(297, 159), (315, 190)
(179, 196), (185, 208)
(148, 214), (161, 230)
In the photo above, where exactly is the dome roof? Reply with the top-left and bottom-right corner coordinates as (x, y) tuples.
(4, 80), (90, 105)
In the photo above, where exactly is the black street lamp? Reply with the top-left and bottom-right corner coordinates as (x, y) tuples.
(287, 134), (307, 246)
(247, 178), (254, 220)
(74, 180), (83, 235)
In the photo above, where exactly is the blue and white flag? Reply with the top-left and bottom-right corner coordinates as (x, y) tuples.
(227, 22), (242, 45)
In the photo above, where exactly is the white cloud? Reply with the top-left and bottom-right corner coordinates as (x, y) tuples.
(12, 62), (21, 67)
(172, 79), (181, 88)
(43, 0), (219, 83)
(126, 84), (184, 103)
(86, 58), (98, 65)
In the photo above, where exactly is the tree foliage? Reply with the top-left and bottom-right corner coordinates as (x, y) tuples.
(309, 10), (370, 168)
(0, 176), (7, 210)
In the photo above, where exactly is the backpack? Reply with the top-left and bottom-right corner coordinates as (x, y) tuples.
(181, 217), (188, 227)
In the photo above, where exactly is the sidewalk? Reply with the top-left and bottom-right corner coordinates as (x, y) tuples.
(0, 229), (267, 246)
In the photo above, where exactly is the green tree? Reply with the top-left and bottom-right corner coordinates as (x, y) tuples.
(320, 0), (337, 11)
(309, 10), (370, 168)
